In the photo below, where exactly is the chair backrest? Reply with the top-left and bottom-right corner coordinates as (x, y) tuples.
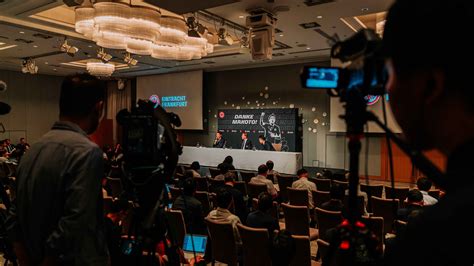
(247, 183), (268, 200)
(209, 178), (225, 193)
(287, 187), (309, 207)
(384, 186), (410, 202)
(332, 180), (349, 191)
(314, 178), (331, 192)
(209, 167), (221, 178)
(195, 191), (211, 214)
(165, 210), (187, 248)
(316, 239), (330, 262)
(312, 190), (331, 208)
(237, 224), (271, 266)
(234, 181), (247, 197)
(360, 216), (384, 249)
(205, 217), (238, 266)
(290, 235), (312, 266)
(360, 184), (383, 212)
(194, 177), (209, 192)
(315, 207), (342, 241)
(106, 177), (123, 198)
(394, 219), (407, 236)
(169, 187), (182, 202)
(371, 196), (399, 234)
(277, 175), (296, 202)
(240, 171), (257, 184)
(428, 189), (440, 200)
(343, 195), (366, 216)
(282, 203), (310, 236)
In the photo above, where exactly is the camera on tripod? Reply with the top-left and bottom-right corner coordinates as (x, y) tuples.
(300, 29), (387, 100)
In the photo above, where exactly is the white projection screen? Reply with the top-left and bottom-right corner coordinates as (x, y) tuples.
(329, 96), (402, 133)
(137, 70), (203, 130)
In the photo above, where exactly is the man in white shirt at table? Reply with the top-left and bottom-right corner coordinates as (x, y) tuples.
(250, 164), (278, 199)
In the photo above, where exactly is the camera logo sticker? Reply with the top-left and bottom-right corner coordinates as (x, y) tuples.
(149, 94), (160, 108)
(365, 95), (380, 106)
(219, 111), (225, 119)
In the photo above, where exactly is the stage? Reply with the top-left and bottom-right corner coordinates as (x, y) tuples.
(178, 146), (303, 174)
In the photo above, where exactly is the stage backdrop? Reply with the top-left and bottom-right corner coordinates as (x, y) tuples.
(217, 108), (301, 152)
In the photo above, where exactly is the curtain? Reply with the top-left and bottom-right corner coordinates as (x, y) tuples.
(106, 80), (131, 144)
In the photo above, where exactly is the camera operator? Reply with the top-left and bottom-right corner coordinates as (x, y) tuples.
(383, 0), (474, 265)
(6, 74), (108, 265)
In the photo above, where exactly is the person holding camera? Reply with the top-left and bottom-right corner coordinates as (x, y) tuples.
(383, 0), (474, 265)
(6, 74), (108, 265)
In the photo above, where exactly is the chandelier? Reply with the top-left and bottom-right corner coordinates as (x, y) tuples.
(75, 2), (213, 61)
(86, 60), (115, 77)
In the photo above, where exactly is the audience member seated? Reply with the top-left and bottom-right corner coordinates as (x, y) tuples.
(250, 164), (278, 199)
(190, 161), (202, 177)
(266, 160), (279, 183)
(321, 184), (345, 212)
(397, 189), (424, 222)
(246, 192), (280, 238)
(214, 164), (229, 181)
(291, 168), (316, 209)
(258, 135), (275, 151)
(173, 177), (207, 234)
(218, 155), (236, 171)
(207, 188), (242, 245)
(0, 149), (8, 163)
(416, 177), (438, 206)
(223, 172), (248, 222)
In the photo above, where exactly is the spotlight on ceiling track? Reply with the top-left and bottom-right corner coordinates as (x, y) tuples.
(21, 58), (39, 74)
(187, 16), (207, 38)
(60, 39), (79, 57)
(124, 52), (138, 66)
(97, 47), (112, 62)
(218, 28), (234, 46)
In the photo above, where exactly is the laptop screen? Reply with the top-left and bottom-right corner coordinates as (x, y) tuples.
(182, 234), (207, 253)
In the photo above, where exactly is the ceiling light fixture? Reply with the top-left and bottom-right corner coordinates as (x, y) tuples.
(21, 58), (38, 74)
(86, 60), (115, 77)
(60, 39), (79, 57)
(317, 15), (323, 19)
(74, 2), (213, 61)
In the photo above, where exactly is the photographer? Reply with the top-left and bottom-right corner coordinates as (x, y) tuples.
(383, 0), (474, 265)
(6, 74), (108, 265)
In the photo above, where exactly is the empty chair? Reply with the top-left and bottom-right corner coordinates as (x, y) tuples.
(205, 217), (239, 266)
(332, 180), (349, 191)
(343, 195), (366, 216)
(313, 178), (331, 192)
(165, 210), (187, 248)
(209, 178), (225, 193)
(385, 186), (410, 203)
(195, 191), (212, 214)
(105, 177), (123, 198)
(371, 196), (399, 234)
(288, 187), (310, 207)
(237, 224), (271, 266)
(428, 189), (441, 200)
(360, 216), (384, 249)
(312, 190), (331, 208)
(247, 183), (268, 200)
(282, 203), (318, 241)
(209, 167), (221, 178)
(290, 236), (319, 266)
(240, 171), (256, 184)
(314, 207), (342, 241)
(234, 181), (248, 197)
(194, 177), (209, 192)
(277, 175), (296, 202)
(360, 184), (384, 212)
